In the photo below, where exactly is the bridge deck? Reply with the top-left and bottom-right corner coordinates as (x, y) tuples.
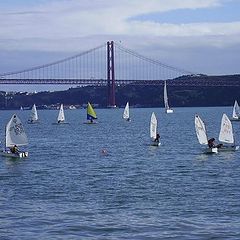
(1, 77), (240, 87)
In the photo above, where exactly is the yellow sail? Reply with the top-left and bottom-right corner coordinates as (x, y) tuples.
(87, 102), (97, 120)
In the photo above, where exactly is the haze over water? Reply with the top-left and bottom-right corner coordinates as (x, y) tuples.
(0, 106), (240, 239)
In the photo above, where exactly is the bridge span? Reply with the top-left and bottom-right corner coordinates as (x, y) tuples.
(1, 41), (240, 106)
(1, 76), (240, 87)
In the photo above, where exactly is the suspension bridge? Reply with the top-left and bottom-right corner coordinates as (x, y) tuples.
(0, 41), (239, 107)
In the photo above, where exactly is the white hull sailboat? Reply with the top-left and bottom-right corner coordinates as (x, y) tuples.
(194, 115), (217, 153)
(1, 151), (28, 158)
(164, 80), (173, 113)
(166, 109), (173, 114)
(28, 104), (39, 124)
(123, 102), (131, 121)
(1, 114), (28, 158)
(53, 104), (69, 124)
(231, 100), (240, 121)
(150, 112), (161, 146)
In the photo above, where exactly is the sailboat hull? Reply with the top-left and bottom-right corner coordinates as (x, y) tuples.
(231, 118), (240, 121)
(84, 121), (97, 124)
(204, 147), (218, 154)
(27, 120), (39, 124)
(0, 150), (28, 158)
(166, 109), (174, 114)
(218, 145), (239, 152)
(150, 141), (161, 146)
(204, 145), (239, 154)
(52, 122), (69, 125)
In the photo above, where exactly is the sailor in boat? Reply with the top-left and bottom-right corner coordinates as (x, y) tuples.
(208, 138), (215, 148)
(10, 145), (19, 154)
(208, 138), (223, 149)
(154, 133), (160, 143)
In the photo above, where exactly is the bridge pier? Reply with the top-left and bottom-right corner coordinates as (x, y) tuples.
(107, 41), (116, 108)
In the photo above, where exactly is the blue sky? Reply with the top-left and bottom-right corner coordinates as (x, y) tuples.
(0, 0), (42, 8)
(0, 0), (240, 91)
(132, 1), (240, 23)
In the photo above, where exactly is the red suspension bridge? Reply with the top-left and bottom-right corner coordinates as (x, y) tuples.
(0, 41), (239, 107)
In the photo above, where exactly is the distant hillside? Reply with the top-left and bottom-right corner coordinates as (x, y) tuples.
(1, 74), (240, 109)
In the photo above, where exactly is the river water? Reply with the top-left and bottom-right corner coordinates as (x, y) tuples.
(0, 106), (240, 239)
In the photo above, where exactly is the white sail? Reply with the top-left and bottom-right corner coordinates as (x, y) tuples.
(57, 104), (65, 122)
(123, 102), (130, 120)
(6, 114), (28, 148)
(219, 113), (234, 144)
(232, 100), (240, 119)
(150, 112), (157, 139)
(164, 81), (169, 109)
(29, 104), (38, 122)
(195, 115), (208, 145)
(164, 81), (173, 113)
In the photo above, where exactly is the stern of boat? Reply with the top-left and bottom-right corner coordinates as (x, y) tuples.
(205, 147), (218, 154)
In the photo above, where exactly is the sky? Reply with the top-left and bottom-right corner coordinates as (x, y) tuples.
(0, 0), (240, 91)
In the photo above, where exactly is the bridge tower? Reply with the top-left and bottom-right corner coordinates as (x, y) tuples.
(107, 41), (116, 107)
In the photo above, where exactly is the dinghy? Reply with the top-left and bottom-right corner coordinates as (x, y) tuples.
(195, 115), (218, 153)
(218, 113), (239, 152)
(53, 104), (69, 124)
(123, 102), (131, 121)
(150, 112), (161, 146)
(231, 100), (240, 121)
(85, 102), (97, 124)
(1, 114), (28, 158)
(28, 104), (39, 124)
(195, 114), (239, 154)
(164, 80), (173, 113)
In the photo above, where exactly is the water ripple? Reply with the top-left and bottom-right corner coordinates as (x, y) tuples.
(0, 107), (240, 239)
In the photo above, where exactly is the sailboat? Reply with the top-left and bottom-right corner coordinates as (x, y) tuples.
(123, 102), (131, 121)
(164, 80), (173, 113)
(1, 114), (28, 158)
(195, 114), (239, 154)
(218, 113), (239, 151)
(150, 112), (160, 146)
(86, 102), (97, 124)
(231, 100), (240, 121)
(28, 104), (39, 124)
(195, 114), (217, 153)
(53, 104), (69, 124)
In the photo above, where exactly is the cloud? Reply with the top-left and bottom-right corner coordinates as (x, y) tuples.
(0, 0), (240, 77)
(0, 0), (236, 43)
